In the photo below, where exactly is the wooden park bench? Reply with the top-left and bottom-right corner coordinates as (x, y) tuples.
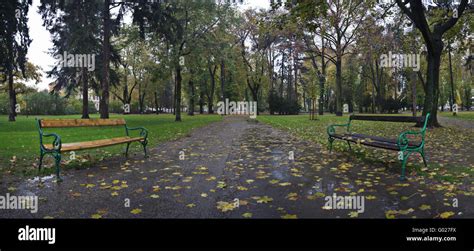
(327, 114), (430, 180)
(36, 118), (148, 181)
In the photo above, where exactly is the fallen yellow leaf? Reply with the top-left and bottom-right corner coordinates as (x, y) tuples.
(130, 208), (142, 215)
(242, 213), (253, 218)
(440, 211), (455, 219)
(419, 204), (431, 211)
(348, 212), (359, 218)
(91, 214), (102, 219)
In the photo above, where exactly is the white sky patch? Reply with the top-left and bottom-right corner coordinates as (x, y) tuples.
(26, 0), (55, 91)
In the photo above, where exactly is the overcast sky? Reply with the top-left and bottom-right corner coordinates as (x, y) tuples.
(26, 0), (270, 91)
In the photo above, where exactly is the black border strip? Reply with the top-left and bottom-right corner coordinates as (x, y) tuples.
(0, 219), (472, 250)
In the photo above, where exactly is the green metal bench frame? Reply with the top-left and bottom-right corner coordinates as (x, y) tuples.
(36, 118), (149, 181)
(327, 113), (430, 180)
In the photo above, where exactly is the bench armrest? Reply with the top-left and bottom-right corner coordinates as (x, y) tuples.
(41, 133), (62, 151)
(126, 126), (149, 139)
(397, 130), (423, 150)
(327, 123), (350, 136)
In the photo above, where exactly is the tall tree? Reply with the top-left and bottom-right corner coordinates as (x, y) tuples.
(395, 0), (470, 126)
(303, 31), (331, 115)
(39, 0), (103, 119)
(0, 0), (32, 122)
(99, 0), (111, 118)
(238, 10), (271, 114)
(95, 0), (129, 118)
(134, 0), (221, 121)
(286, 0), (369, 116)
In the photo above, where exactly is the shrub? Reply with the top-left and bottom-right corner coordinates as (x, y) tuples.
(24, 91), (66, 115)
(64, 98), (97, 115)
(268, 89), (301, 115)
(109, 100), (124, 114)
(382, 97), (403, 113)
(0, 93), (8, 115)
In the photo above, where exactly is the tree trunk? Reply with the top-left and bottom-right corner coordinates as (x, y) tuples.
(154, 91), (159, 115)
(423, 48), (442, 127)
(280, 51), (285, 97)
(375, 61), (383, 113)
(250, 87), (259, 115)
(302, 90), (306, 112)
(208, 66), (216, 114)
(100, 0), (110, 119)
(173, 74), (176, 115)
(335, 57), (343, 116)
(287, 61), (293, 101)
(175, 65), (182, 121)
(412, 71), (417, 117)
(318, 75), (325, 115)
(208, 101), (213, 114)
(8, 70), (16, 122)
(448, 43), (456, 116)
(199, 88), (204, 114)
(294, 56), (298, 101)
(188, 79), (195, 116)
(371, 84), (376, 114)
(139, 92), (145, 114)
(220, 59), (225, 103)
(319, 37), (326, 116)
(123, 76), (129, 114)
(82, 70), (90, 119)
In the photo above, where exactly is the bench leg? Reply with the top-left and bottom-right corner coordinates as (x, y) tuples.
(346, 141), (352, 151)
(420, 149), (428, 167)
(141, 140), (148, 158)
(328, 138), (334, 153)
(400, 161), (406, 181)
(399, 152), (412, 181)
(125, 143), (131, 158)
(53, 152), (62, 182)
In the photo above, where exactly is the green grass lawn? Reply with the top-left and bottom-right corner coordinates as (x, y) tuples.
(439, 111), (474, 121)
(0, 114), (221, 177)
(258, 114), (474, 183)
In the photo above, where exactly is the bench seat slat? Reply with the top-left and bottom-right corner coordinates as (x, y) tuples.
(44, 136), (145, 152)
(40, 119), (126, 128)
(332, 133), (421, 150)
(350, 115), (424, 123)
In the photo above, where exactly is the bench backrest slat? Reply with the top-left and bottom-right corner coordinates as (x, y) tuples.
(40, 119), (126, 128)
(349, 115), (425, 123)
